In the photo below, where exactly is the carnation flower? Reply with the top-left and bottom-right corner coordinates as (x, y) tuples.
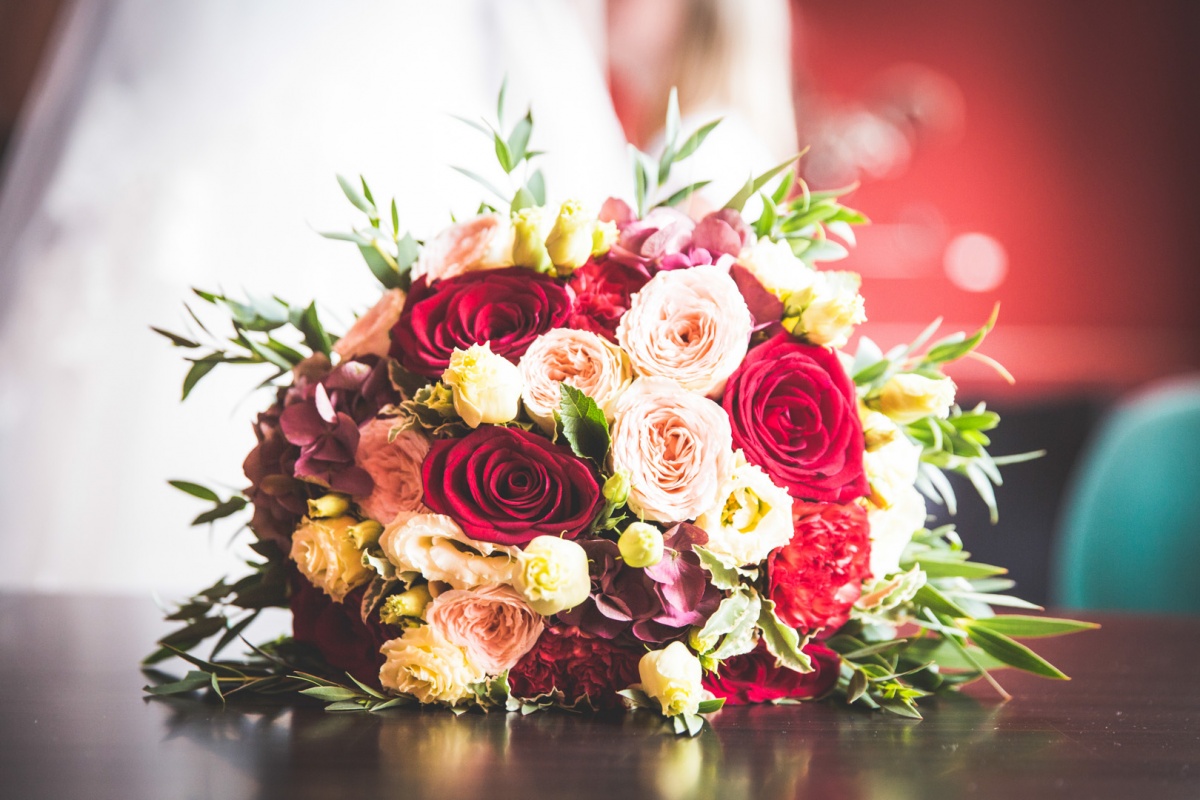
(638, 641), (707, 717)
(379, 513), (519, 590)
(767, 501), (872, 634)
(442, 342), (523, 428)
(617, 264), (753, 395)
(508, 628), (642, 710)
(518, 327), (633, 433)
(867, 484), (927, 579)
(610, 377), (736, 523)
(379, 625), (486, 705)
(565, 257), (649, 341)
(354, 418), (430, 524)
(425, 585), (544, 675)
(693, 453), (795, 568)
(702, 641), (840, 705)
(412, 213), (514, 283)
(289, 514), (373, 602)
(333, 288), (406, 361)
(878, 373), (957, 425)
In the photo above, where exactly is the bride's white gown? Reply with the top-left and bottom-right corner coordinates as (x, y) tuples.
(0, 0), (628, 593)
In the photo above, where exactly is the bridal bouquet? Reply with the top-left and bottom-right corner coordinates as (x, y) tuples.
(147, 88), (1092, 735)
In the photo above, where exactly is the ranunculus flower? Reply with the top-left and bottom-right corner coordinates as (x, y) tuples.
(421, 426), (603, 546)
(867, 484), (927, 579)
(565, 257), (650, 341)
(783, 270), (867, 349)
(290, 576), (397, 686)
(334, 288), (407, 361)
(289, 514), (373, 602)
(389, 267), (572, 377)
(723, 333), (868, 504)
(514, 535), (592, 616)
(517, 327), (633, 433)
(638, 641), (707, 717)
(693, 453), (795, 568)
(702, 641), (840, 705)
(378, 625), (485, 705)
(412, 213), (514, 283)
(508, 628), (642, 710)
(379, 513), (518, 590)
(878, 373), (957, 425)
(425, 585), (544, 675)
(767, 501), (872, 634)
(617, 264), (753, 396)
(442, 342), (523, 428)
(354, 418), (430, 524)
(280, 383), (374, 495)
(610, 377), (736, 523)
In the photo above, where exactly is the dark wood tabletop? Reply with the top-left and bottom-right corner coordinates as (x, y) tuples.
(1, 594), (1197, 800)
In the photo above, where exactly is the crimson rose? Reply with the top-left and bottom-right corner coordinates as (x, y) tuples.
(508, 628), (642, 710)
(723, 333), (867, 503)
(767, 501), (872, 634)
(702, 641), (840, 705)
(421, 426), (603, 546)
(389, 267), (571, 376)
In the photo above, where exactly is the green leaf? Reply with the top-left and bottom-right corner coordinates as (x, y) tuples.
(700, 589), (754, 642)
(696, 697), (725, 715)
(526, 169), (546, 205)
(632, 148), (650, 218)
(299, 302), (332, 356)
(711, 590), (762, 660)
(358, 242), (403, 289)
(756, 600), (813, 673)
(191, 496), (248, 526)
(493, 131), (514, 173)
(507, 111), (533, 165)
(968, 615), (1099, 639)
(725, 152), (805, 212)
(845, 669), (869, 703)
(912, 556), (1007, 580)
(664, 87), (681, 151)
(336, 174), (376, 216)
(557, 384), (610, 463)
(654, 180), (712, 210)
(144, 670), (213, 696)
(693, 547), (740, 591)
(496, 75), (508, 126)
(325, 700), (367, 712)
(912, 583), (971, 619)
(151, 327), (201, 348)
(395, 232), (420, 271)
(301, 686), (363, 702)
(902, 637), (1006, 672)
(511, 186), (535, 213)
(674, 118), (721, 162)
(168, 480), (220, 502)
(451, 166), (509, 203)
(181, 359), (218, 400)
(923, 303), (999, 364)
(965, 623), (1069, 679)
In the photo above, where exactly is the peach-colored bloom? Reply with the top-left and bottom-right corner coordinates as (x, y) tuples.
(617, 264), (753, 395)
(610, 377), (736, 523)
(333, 289), (406, 361)
(412, 213), (513, 283)
(518, 328), (633, 433)
(354, 418), (431, 524)
(426, 585), (545, 675)
(289, 515), (372, 602)
(379, 513), (519, 590)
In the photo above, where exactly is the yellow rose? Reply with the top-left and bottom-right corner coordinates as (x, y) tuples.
(511, 206), (554, 273)
(378, 625), (485, 705)
(878, 373), (957, 425)
(514, 535), (590, 615)
(618, 521), (664, 568)
(544, 199), (596, 273)
(289, 515), (372, 602)
(638, 641), (705, 717)
(442, 343), (523, 428)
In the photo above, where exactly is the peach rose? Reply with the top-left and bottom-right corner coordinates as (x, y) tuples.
(518, 328), (634, 433)
(412, 213), (514, 283)
(333, 288), (406, 361)
(289, 515), (372, 602)
(610, 377), (736, 523)
(426, 585), (544, 675)
(616, 264), (752, 396)
(379, 513), (519, 589)
(354, 418), (431, 524)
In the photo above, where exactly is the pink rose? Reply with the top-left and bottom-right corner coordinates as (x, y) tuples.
(333, 289), (406, 361)
(426, 584), (544, 675)
(617, 264), (753, 396)
(610, 377), (736, 523)
(411, 213), (513, 283)
(518, 327), (633, 432)
(354, 417), (431, 524)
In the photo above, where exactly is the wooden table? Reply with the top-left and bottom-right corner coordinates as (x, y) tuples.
(1, 594), (1197, 799)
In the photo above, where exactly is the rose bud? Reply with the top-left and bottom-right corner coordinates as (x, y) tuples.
(515, 535), (591, 616)
(441, 342), (523, 428)
(511, 206), (554, 273)
(603, 470), (631, 506)
(618, 521), (664, 568)
(307, 493), (350, 519)
(380, 584), (433, 624)
(638, 641), (706, 717)
(545, 199), (596, 273)
(878, 373), (957, 425)
(347, 519), (383, 550)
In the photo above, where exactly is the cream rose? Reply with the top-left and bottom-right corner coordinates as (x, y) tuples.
(412, 213), (514, 283)
(610, 377), (736, 523)
(638, 641), (706, 717)
(518, 328), (633, 433)
(867, 484), (928, 578)
(333, 288), (406, 361)
(289, 515), (372, 602)
(355, 418), (431, 524)
(694, 453), (794, 568)
(861, 410), (922, 510)
(442, 343), (523, 428)
(380, 513), (519, 589)
(617, 264), (753, 396)
(511, 206), (555, 273)
(378, 625), (485, 705)
(513, 535), (591, 616)
(785, 270), (866, 349)
(878, 373), (957, 425)
(426, 585), (544, 675)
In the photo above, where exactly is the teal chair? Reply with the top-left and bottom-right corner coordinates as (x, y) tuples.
(1054, 378), (1200, 612)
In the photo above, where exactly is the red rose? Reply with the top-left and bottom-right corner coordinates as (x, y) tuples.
(722, 333), (868, 503)
(290, 573), (398, 686)
(565, 257), (649, 342)
(508, 628), (642, 710)
(389, 267), (572, 376)
(703, 641), (840, 705)
(421, 426), (603, 546)
(767, 501), (872, 634)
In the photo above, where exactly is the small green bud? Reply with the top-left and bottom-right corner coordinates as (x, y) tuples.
(603, 471), (631, 506)
(688, 626), (717, 655)
(307, 493), (350, 519)
(618, 522), (664, 568)
(380, 584), (433, 625)
(347, 519), (383, 550)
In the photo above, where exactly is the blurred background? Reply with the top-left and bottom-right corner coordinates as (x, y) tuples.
(1, 0), (1197, 608)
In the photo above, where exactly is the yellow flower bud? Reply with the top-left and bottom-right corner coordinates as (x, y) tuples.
(514, 535), (591, 615)
(618, 521), (664, 568)
(878, 373), (957, 425)
(545, 200), (596, 273)
(638, 642), (705, 717)
(687, 626), (717, 655)
(307, 493), (350, 519)
(442, 343), (523, 428)
(511, 206), (554, 273)
(380, 584), (434, 625)
(347, 519), (383, 550)
(603, 470), (631, 506)
(591, 219), (618, 257)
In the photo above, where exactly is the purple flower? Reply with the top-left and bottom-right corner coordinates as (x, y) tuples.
(280, 382), (373, 496)
(607, 204), (750, 273)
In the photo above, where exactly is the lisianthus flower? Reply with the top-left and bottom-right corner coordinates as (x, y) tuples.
(379, 513), (519, 590)
(637, 641), (709, 717)
(877, 373), (957, 425)
(518, 327), (633, 433)
(693, 453), (795, 568)
(379, 625), (485, 705)
(867, 484), (927, 579)
(289, 514), (373, 602)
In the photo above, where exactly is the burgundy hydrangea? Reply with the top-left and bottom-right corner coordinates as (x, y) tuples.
(242, 402), (306, 551)
(507, 628), (642, 710)
(279, 382), (373, 496)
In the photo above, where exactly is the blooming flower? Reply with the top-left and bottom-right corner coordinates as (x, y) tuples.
(736, 238), (809, 298)
(379, 625), (486, 705)
(514, 536), (592, 616)
(784, 270), (867, 349)
(379, 513), (519, 590)
(518, 327), (633, 433)
(607, 204), (749, 272)
(693, 454), (795, 568)
(291, 578), (396, 686)
(333, 288), (407, 361)
(442, 342), (523, 428)
(867, 484), (927, 579)
(638, 641), (707, 717)
(412, 213), (514, 283)
(702, 641), (840, 705)
(860, 410), (922, 511)
(545, 200), (602, 273)
(289, 514), (373, 602)
(354, 418), (431, 524)
(425, 585), (544, 675)
(507, 628), (642, 710)
(280, 383), (374, 495)
(565, 257), (649, 341)
(878, 373), (957, 425)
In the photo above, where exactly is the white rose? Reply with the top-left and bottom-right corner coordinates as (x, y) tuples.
(289, 515), (372, 602)
(518, 327), (633, 434)
(785, 270), (866, 349)
(442, 342), (523, 428)
(638, 641), (706, 717)
(379, 513), (519, 590)
(694, 454), (794, 568)
(736, 238), (811, 298)
(378, 625), (486, 705)
(513, 535), (591, 615)
(861, 410), (923, 510)
(867, 484), (928, 578)
(878, 373), (957, 425)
